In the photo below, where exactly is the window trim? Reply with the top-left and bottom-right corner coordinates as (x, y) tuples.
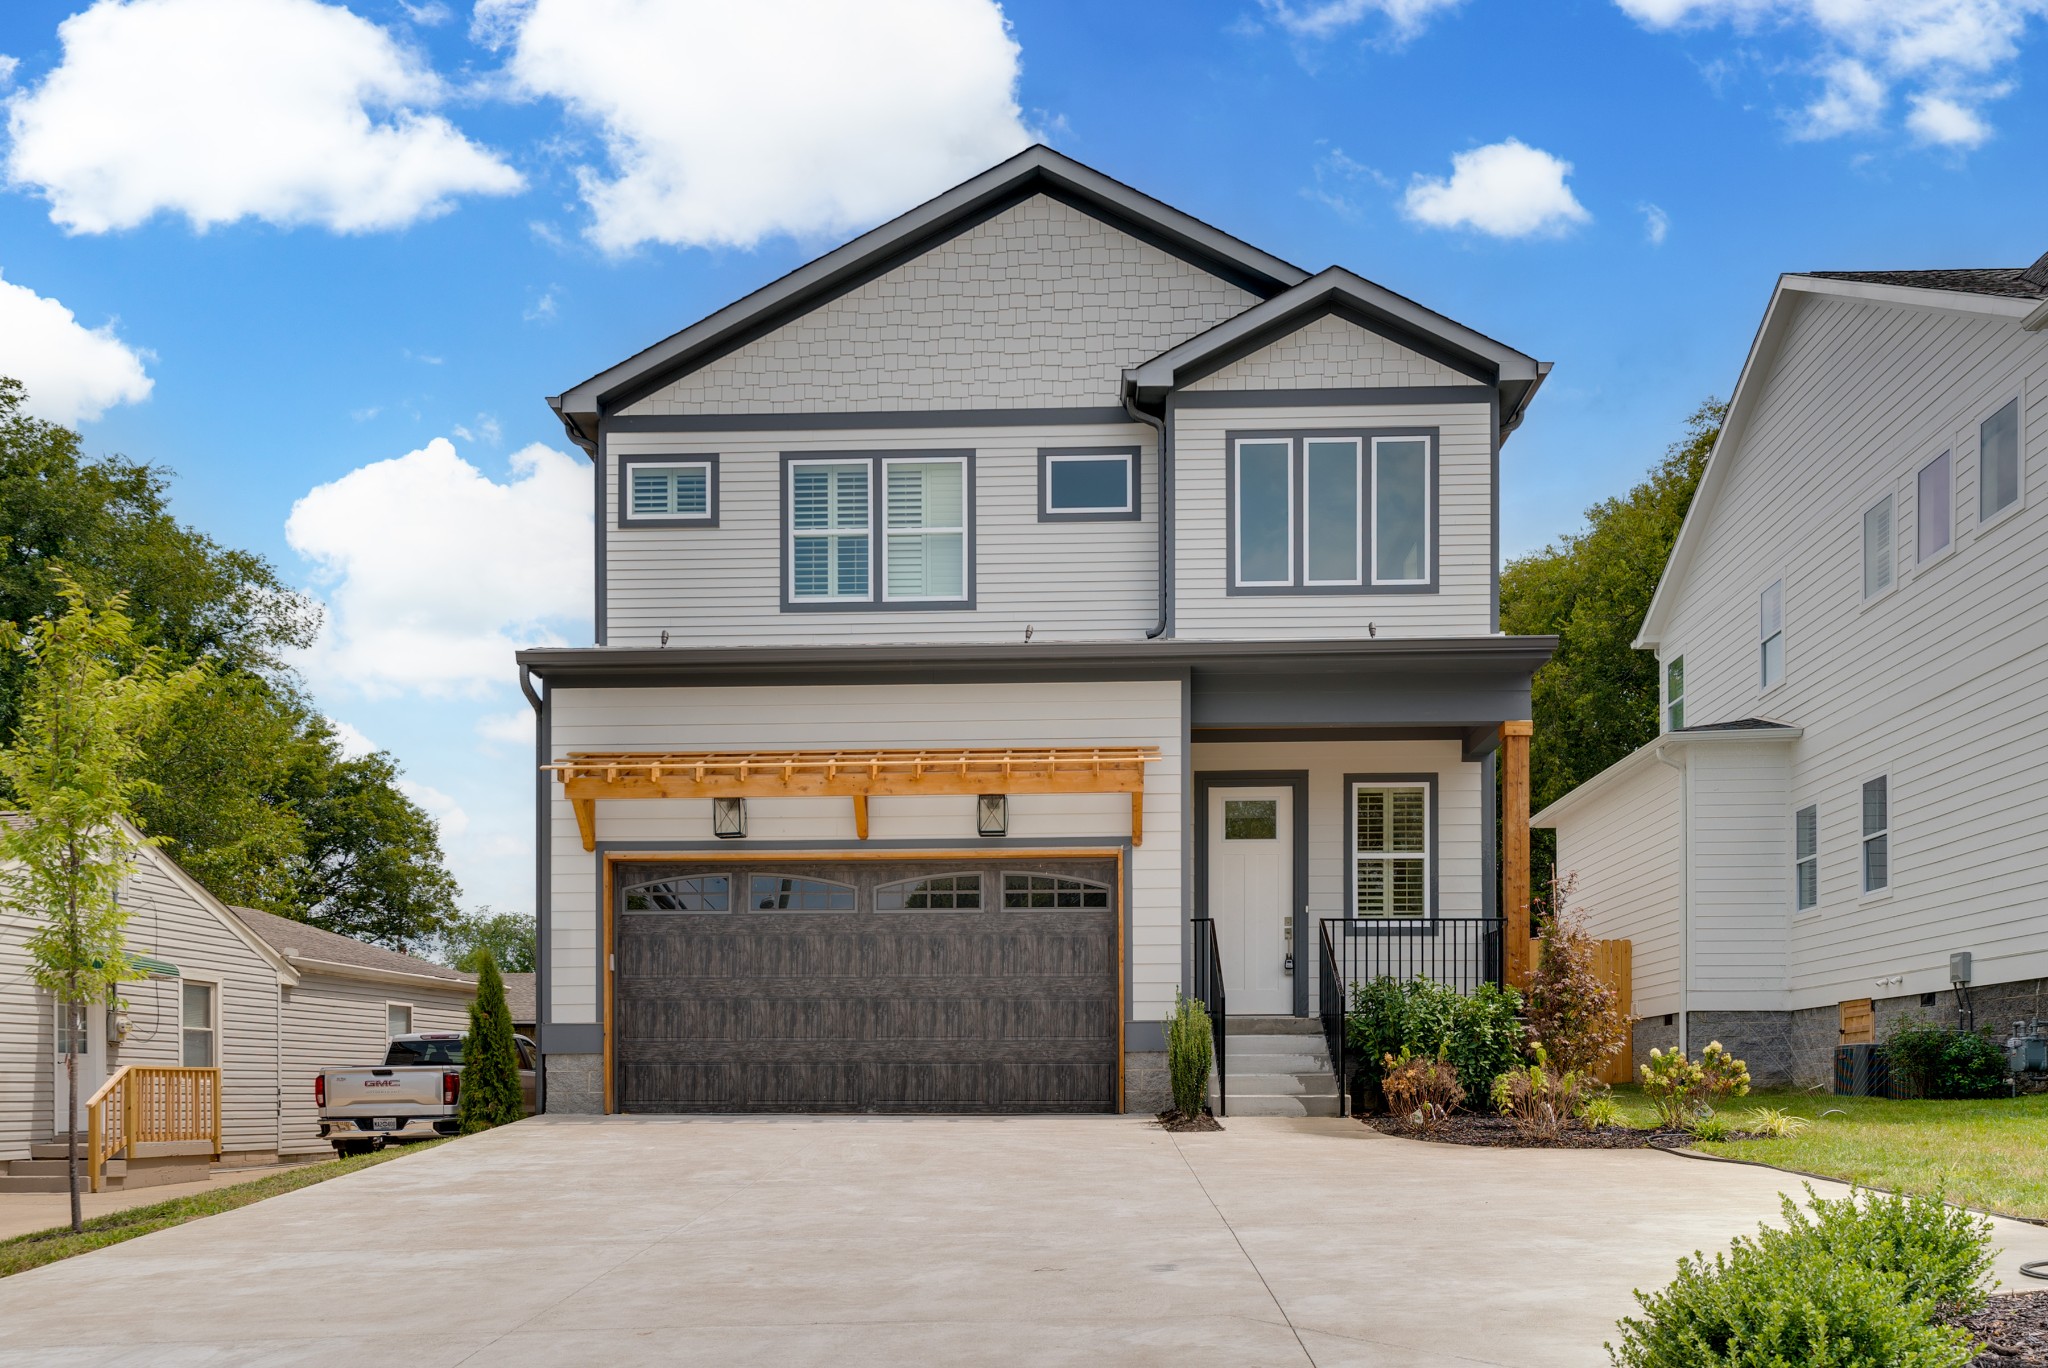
(1860, 492), (1896, 604)
(1224, 427), (1440, 596)
(1344, 772), (1438, 922)
(180, 978), (219, 1069)
(1038, 446), (1140, 522)
(880, 454), (972, 604)
(1758, 577), (1786, 695)
(1231, 436), (1296, 588)
(1665, 654), (1685, 733)
(1793, 803), (1819, 913)
(778, 450), (977, 613)
(1859, 773), (1891, 900)
(385, 1001), (413, 1040)
(616, 453), (719, 529)
(1915, 448), (1955, 567)
(1974, 393), (2025, 531)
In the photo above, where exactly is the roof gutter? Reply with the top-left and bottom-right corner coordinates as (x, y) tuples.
(1123, 389), (1171, 639)
(281, 951), (477, 993)
(2025, 298), (2048, 332)
(546, 395), (597, 458)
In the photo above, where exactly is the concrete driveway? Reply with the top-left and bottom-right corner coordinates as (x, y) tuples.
(4, 1115), (2045, 1367)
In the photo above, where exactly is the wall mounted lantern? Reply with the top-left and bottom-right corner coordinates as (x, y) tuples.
(977, 793), (1008, 838)
(712, 796), (747, 839)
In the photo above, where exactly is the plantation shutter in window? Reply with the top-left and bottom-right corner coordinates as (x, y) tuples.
(884, 460), (966, 599)
(629, 465), (709, 518)
(791, 463), (870, 599)
(1354, 784), (1427, 918)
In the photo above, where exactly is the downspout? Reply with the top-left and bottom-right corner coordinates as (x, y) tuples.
(521, 662), (547, 1114)
(1125, 391), (1170, 638)
(1655, 741), (1691, 1056)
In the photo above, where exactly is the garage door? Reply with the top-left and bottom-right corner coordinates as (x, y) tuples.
(613, 857), (1119, 1113)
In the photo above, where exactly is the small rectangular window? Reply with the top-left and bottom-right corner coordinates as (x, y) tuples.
(1372, 437), (1430, 585)
(1223, 799), (1280, 841)
(1917, 451), (1952, 561)
(182, 982), (216, 1067)
(386, 1002), (412, 1039)
(1861, 776), (1889, 893)
(1861, 495), (1893, 599)
(1001, 873), (1110, 909)
(790, 461), (872, 601)
(1979, 398), (2021, 522)
(623, 459), (714, 523)
(1234, 439), (1294, 586)
(1759, 580), (1784, 690)
(1042, 450), (1135, 518)
(883, 458), (968, 601)
(1353, 783), (1428, 918)
(1794, 804), (1818, 910)
(1304, 438), (1362, 585)
(1666, 656), (1685, 732)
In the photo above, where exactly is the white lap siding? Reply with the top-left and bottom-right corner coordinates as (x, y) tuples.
(278, 972), (473, 1154)
(545, 679), (1185, 1030)
(1543, 757), (1683, 1020)
(0, 912), (55, 1162)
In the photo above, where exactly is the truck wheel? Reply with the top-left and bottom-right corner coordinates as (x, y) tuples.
(333, 1139), (374, 1158)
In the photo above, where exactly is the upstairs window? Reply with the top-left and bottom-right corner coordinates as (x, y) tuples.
(1353, 782), (1428, 918)
(1234, 439), (1294, 586)
(1305, 438), (1363, 586)
(1229, 432), (1434, 592)
(790, 461), (871, 601)
(622, 456), (716, 525)
(787, 455), (972, 607)
(1861, 494), (1893, 599)
(1040, 448), (1137, 520)
(1917, 451), (1952, 562)
(1373, 437), (1430, 585)
(1861, 776), (1889, 894)
(1759, 580), (1784, 691)
(883, 458), (968, 601)
(1979, 398), (2021, 523)
(1794, 804), (1818, 910)
(1665, 656), (1685, 731)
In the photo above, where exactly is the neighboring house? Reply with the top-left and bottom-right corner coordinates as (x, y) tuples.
(1534, 253), (2048, 1087)
(500, 972), (537, 1044)
(520, 146), (1556, 1116)
(1, 821), (475, 1186)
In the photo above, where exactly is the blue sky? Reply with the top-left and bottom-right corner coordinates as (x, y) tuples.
(2, 0), (2044, 917)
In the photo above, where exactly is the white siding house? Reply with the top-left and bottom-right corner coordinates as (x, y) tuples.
(1535, 257), (2048, 1085)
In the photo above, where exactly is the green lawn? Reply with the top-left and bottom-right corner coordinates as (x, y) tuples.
(1607, 1085), (2048, 1221)
(0, 1138), (450, 1279)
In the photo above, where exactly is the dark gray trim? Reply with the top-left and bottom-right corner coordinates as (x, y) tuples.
(1171, 385), (1495, 410)
(1195, 725), (1467, 744)
(615, 452), (720, 529)
(1038, 445), (1142, 522)
(1481, 752), (1498, 922)
(1176, 302), (1493, 392)
(777, 449), (977, 614)
(593, 435), (607, 647)
(1342, 772), (1440, 922)
(1193, 771), (1312, 1017)
(1125, 1022), (1167, 1052)
(541, 1023), (601, 1055)
(1223, 427), (1440, 596)
(608, 407), (1138, 433)
(1489, 392), (1502, 634)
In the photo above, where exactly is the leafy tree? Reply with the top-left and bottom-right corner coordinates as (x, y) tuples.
(288, 741), (461, 954)
(1502, 400), (1724, 877)
(0, 579), (204, 1230)
(437, 907), (536, 974)
(458, 951), (525, 1133)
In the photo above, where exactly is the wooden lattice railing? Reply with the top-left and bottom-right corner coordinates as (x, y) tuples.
(86, 1065), (222, 1192)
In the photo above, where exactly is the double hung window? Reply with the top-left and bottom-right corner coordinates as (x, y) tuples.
(1759, 580), (1784, 690)
(884, 459), (967, 600)
(788, 455), (969, 605)
(1794, 805), (1818, 911)
(1861, 495), (1893, 599)
(790, 461), (871, 601)
(1665, 656), (1685, 731)
(1230, 433), (1433, 591)
(1917, 451), (1952, 561)
(1352, 783), (1428, 918)
(1979, 398), (2021, 523)
(1861, 777), (1889, 894)
(182, 982), (217, 1068)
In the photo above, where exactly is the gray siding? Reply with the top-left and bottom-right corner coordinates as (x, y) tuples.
(1186, 314), (1465, 391)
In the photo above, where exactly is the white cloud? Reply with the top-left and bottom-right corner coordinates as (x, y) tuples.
(476, 709), (533, 746)
(0, 55), (17, 88)
(401, 0), (452, 23)
(0, 268), (152, 423)
(1401, 140), (1592, 239)
(287, 437), (591, 698)
(471, 0), (1033, 251)
(523, 288), (557, 323)
(399, 779), (470, 839)
(4, 0), (524, 234)
(452, 413), (502, 445)
(325, 717), (378, 759)
(1613, 0), (2047, 146)
(1638, 202), (1670, 244)
(1257, 0), (1465, 38)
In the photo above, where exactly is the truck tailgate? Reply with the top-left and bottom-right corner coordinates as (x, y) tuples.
(320, 1067), (449, 1117)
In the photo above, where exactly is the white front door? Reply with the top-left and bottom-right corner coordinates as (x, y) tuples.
(52, 997), (106, 1134)
(1208, 786), (1295, 1015)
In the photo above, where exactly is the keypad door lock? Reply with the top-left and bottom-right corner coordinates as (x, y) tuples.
(1283, 916), (1295, 975)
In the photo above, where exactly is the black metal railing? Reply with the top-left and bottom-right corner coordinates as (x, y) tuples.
(1190, 917), (1226, 1116)
(1318, 918), (1507, 1115)
(1319, 919), (1345, 1116)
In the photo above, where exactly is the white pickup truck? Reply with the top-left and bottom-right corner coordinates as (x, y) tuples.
(315, 1032), (538, 1155)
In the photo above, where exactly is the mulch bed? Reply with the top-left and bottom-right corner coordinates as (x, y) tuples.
(1361, 1112), (1711, 1149)
(1954, 1291), (2048, 1366)
(1155, 1108), (1223, 1133)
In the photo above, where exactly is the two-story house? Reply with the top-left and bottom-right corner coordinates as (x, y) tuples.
(517, 146), (1555, 1116)
(1534, 255), (2048, 1087)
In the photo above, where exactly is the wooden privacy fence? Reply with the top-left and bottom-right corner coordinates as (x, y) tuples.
(86, 1065), (222, 1192)
(1531, 936), (1635, 1085)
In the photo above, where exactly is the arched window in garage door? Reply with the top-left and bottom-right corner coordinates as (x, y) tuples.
(1001, 873), (1111, 908)
(622, 874), (731, 912)
(874, 872), (982, 910)
(747, 874), (857, 911)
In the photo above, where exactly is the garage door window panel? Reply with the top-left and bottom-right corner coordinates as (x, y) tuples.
(875, 872), (982, 910)
(1002, 872), (1111, 908)
(623, 874), (732, 913)
(749, 874), (857, 911)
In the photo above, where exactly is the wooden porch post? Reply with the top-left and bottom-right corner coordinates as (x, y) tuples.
(1500, 720), (1534, 990)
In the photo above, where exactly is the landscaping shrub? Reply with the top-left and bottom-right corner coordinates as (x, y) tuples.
(1609, 1186), (1992, 1368)
(457, 951), (524, 1134)
(1885, 1018), (2011, 1100)
(1380, 1048), (1464, 1127)
(1165, 993), (1214, 1119)
(1639, 1042), (1750, 1128)
(1489, 1049), (1587, 1140)
(1347, 976), (1524, 1109)
(1526, 880), (1633, 1075)
(1686, 1111), (1734, 1142)
(1577, 1093), (1628, 1130)
(1737, 1106), (1808, 1139)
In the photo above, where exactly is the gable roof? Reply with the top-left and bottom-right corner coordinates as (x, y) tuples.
(1530, 720), (1803, 829)
(500, 971), (536, 1023)
(1123, 265), (1549, 433)
(548, 145), (1311, 451)
(1803, 248), (2048, 303)
(1635, 266), (2048, 649)
(230, 904), (475, 990)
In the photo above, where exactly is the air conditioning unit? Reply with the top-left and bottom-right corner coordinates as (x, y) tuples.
(1834, 1042), (1889, 1097)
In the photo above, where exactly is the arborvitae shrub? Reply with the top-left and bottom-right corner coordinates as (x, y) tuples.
(458, 951), (524, 1134)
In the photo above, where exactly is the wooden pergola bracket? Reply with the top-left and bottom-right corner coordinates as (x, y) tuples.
(546, 747), (1161, 852)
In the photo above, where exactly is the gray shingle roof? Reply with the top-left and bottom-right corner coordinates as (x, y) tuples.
(499, 972), (536, 1024)
(1673, 718), (1797, 733)
(230, 905), (475, 986)
(1804, 250), (2048, 301)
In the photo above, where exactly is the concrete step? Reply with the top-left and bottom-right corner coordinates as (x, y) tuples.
(7, 1157), (124, 1178)
(1227, 1016), (1324, 1036)
(0, 1174), (74, 1193)
(28, 1140), (109, 1162)
(1224, 1091), (1344, 1118)
(1224, 1072), (1338, 1099)
(1226, 1044), (1329, 1069)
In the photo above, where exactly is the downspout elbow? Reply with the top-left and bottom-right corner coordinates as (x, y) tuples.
(1124, 390), (1170, 639)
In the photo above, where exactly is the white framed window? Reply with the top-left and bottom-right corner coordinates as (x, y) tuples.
(1759, 580), (1784, 691)
(386, 1002), (413, 1039)
(1233, 438), (1295, 587)
(1304, 437), (1364, 585)
(1352, 782), (1429, 918)
(181, 981), (217, 1067)
(1978, 397), (2022, 525)
(621, 457), (715, 524)
(1665, 656), (1685, 732)
(1371, 436), (1430, 585)
(1861, 494), (1894, 600)
(875, 872), (982, 910)
(1794, 804), (1818, 911)
(789, 460), (873, 602)
(1917, 450), (1953, 563)
(882, 457), (969, 601)
(1861, 775), (1889, 894)
(1041, 449), (1136, 519)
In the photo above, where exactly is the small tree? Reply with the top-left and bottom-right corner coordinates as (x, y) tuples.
(1165, 993), (1214, 1120)
(1526, 874), (1634, 1076)
(0, 579), (200, 1231)
(458, 950), (524, 1133)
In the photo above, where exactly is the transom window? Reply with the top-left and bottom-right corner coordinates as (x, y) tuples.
(1665, 656), (1685, 732)
(1917, 450), (1952, 561)
(181, 981), (216, 1068)
(875, 873), (982, 910)
(1002, 873), (1111, 908)
(1979, 398), (2021, 523)
(748, 874), (857, 911)
(1861, 495), (1893, 599)
(788, 455), (970, 605)
(623, 874), (732, 913)
(1229, 433), (1433, 592)
(623, 458), (714, 523)
(1794, 804), (1818, 911)
(1042, 449), (1137, 519)
(1353, 783), (1428, 918)
(1861, 777), (1889, 894)
(1759, 580), (1784, 690)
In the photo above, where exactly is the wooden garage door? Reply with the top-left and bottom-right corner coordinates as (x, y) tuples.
(613, 857), (1119, 1113)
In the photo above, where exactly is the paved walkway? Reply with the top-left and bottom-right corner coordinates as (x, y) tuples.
(3, 1115), (2044, 1367)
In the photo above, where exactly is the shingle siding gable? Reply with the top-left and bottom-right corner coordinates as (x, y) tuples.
(1186, 313), (1464, 391)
